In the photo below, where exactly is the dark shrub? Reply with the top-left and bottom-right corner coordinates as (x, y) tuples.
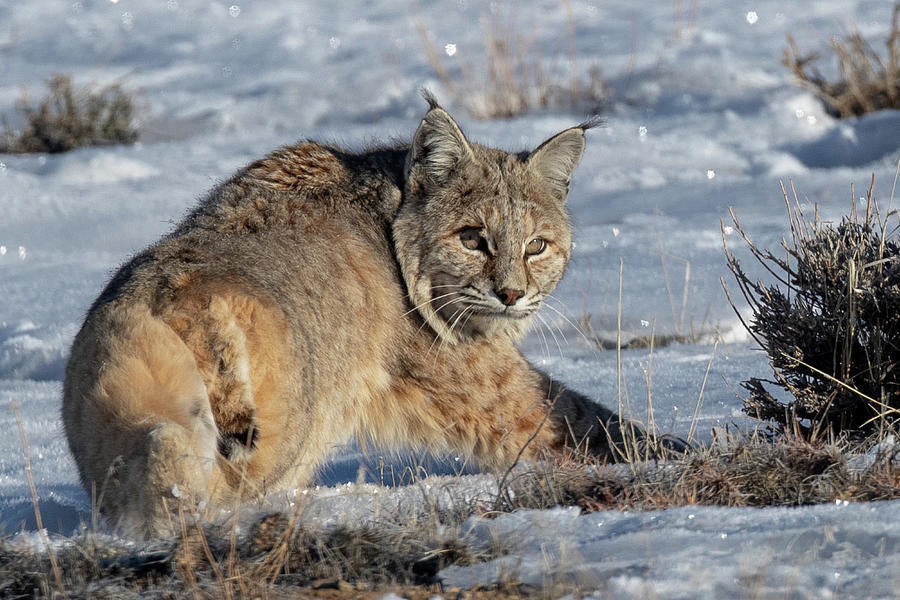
(725, 186), (900, 436)
(1, 74), (138, 154)
(783, 2), (900, 118)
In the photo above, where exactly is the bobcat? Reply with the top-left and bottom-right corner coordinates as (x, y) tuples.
(63, 94), (633, 537)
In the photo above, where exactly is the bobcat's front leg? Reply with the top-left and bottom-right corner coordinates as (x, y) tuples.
(378, 349), (649, 469)
(537, 372), (641, 461)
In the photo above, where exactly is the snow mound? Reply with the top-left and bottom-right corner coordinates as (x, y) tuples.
(785, 109), (900, 168)
(56, 153), (160, 185)
(0, 321), (74, 381)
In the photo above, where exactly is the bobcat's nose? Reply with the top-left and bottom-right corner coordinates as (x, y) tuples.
(495, 288), (525, 306)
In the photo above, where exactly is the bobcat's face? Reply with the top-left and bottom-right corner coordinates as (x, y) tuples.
(417, 161), (572, 341)
(394, 105), (588, 343)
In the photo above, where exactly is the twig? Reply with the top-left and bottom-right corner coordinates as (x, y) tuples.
(13, 401), (67, 598)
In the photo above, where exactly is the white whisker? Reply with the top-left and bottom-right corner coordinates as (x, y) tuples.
(431, 305), (473, 359)
(459, 305), (476, 332)
(537, 303), (570, 346)
(533, 312), (552, 363)
(401, 290), (461, 318)
(414, 296), (467, 337)
(542, 299), (593, 347)
(536, 312), (564, 357)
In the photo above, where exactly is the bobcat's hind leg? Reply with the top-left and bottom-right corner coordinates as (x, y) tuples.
(121, 419), (220, 537)
(205, 296), (259, 461)
(165, 292), (261, 463)
(162, 287), (297, 493)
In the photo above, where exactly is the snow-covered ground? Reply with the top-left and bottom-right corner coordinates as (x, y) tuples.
(2, 0), (900, 596)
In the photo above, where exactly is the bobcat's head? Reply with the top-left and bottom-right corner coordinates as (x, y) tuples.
(394, 97), (593, 343)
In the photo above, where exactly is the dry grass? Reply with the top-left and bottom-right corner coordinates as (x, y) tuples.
(497, 430), (900, 515)
(581, 322), (712, 351)
(416, 1), (608, 119)
(0, 515), (478, 598)
(783, 2), (900, 118)
(6, 427), (900, 598)
(724, 176), (900, 438)
(1, 74), (138, 154)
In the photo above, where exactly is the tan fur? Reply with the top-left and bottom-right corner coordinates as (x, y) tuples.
(63, 98), (625, 537)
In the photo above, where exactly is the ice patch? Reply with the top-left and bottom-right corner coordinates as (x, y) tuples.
(440, 502), (900, 597)
(57, 154), (160, 185)
(0, 322), (76, 380)
(755, 151), (808, 176)
(715, 315), (752, 344)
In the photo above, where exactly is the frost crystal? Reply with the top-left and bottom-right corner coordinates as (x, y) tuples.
(706, 169), (715, 179)
(228, 5), (240, 17)
(121, 11), (133, 30)
(444, 43), (457, 56)
(0, 162), (6, 174)
(329, 37), (341, 49)
(17, 246), (26, 260)
(0, 246), (6, 256)
(638, 125), (647, 137)
(746, 11), (758, 25)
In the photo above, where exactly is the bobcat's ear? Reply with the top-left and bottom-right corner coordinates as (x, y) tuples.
(406, 107), (474, 187)
(527, 127), (588, 202)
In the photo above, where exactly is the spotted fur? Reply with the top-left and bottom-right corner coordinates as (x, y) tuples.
(62, 97), (623, 537)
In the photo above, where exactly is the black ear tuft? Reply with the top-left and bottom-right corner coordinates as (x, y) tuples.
(421, 88), (441, 111)
(406, 104), (474, 187)
(576, 115), (605, 132)
(527, 127), (588, 202)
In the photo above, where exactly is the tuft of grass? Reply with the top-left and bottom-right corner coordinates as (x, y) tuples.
(0, 502), (497, 599)
(783, 2), (900, 118)
(1, 74), (139, 154)
(724, 177), (900, 438)
(496, 430), (900, 513)
(416, 1), (608, 120)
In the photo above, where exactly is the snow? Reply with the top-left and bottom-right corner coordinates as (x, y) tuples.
(442, 502), (900, 598)
(1, 0), (900, 595)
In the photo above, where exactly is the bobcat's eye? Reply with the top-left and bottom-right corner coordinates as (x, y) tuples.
(525, 238), (546, 256)
(460, 227), (488, 253)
